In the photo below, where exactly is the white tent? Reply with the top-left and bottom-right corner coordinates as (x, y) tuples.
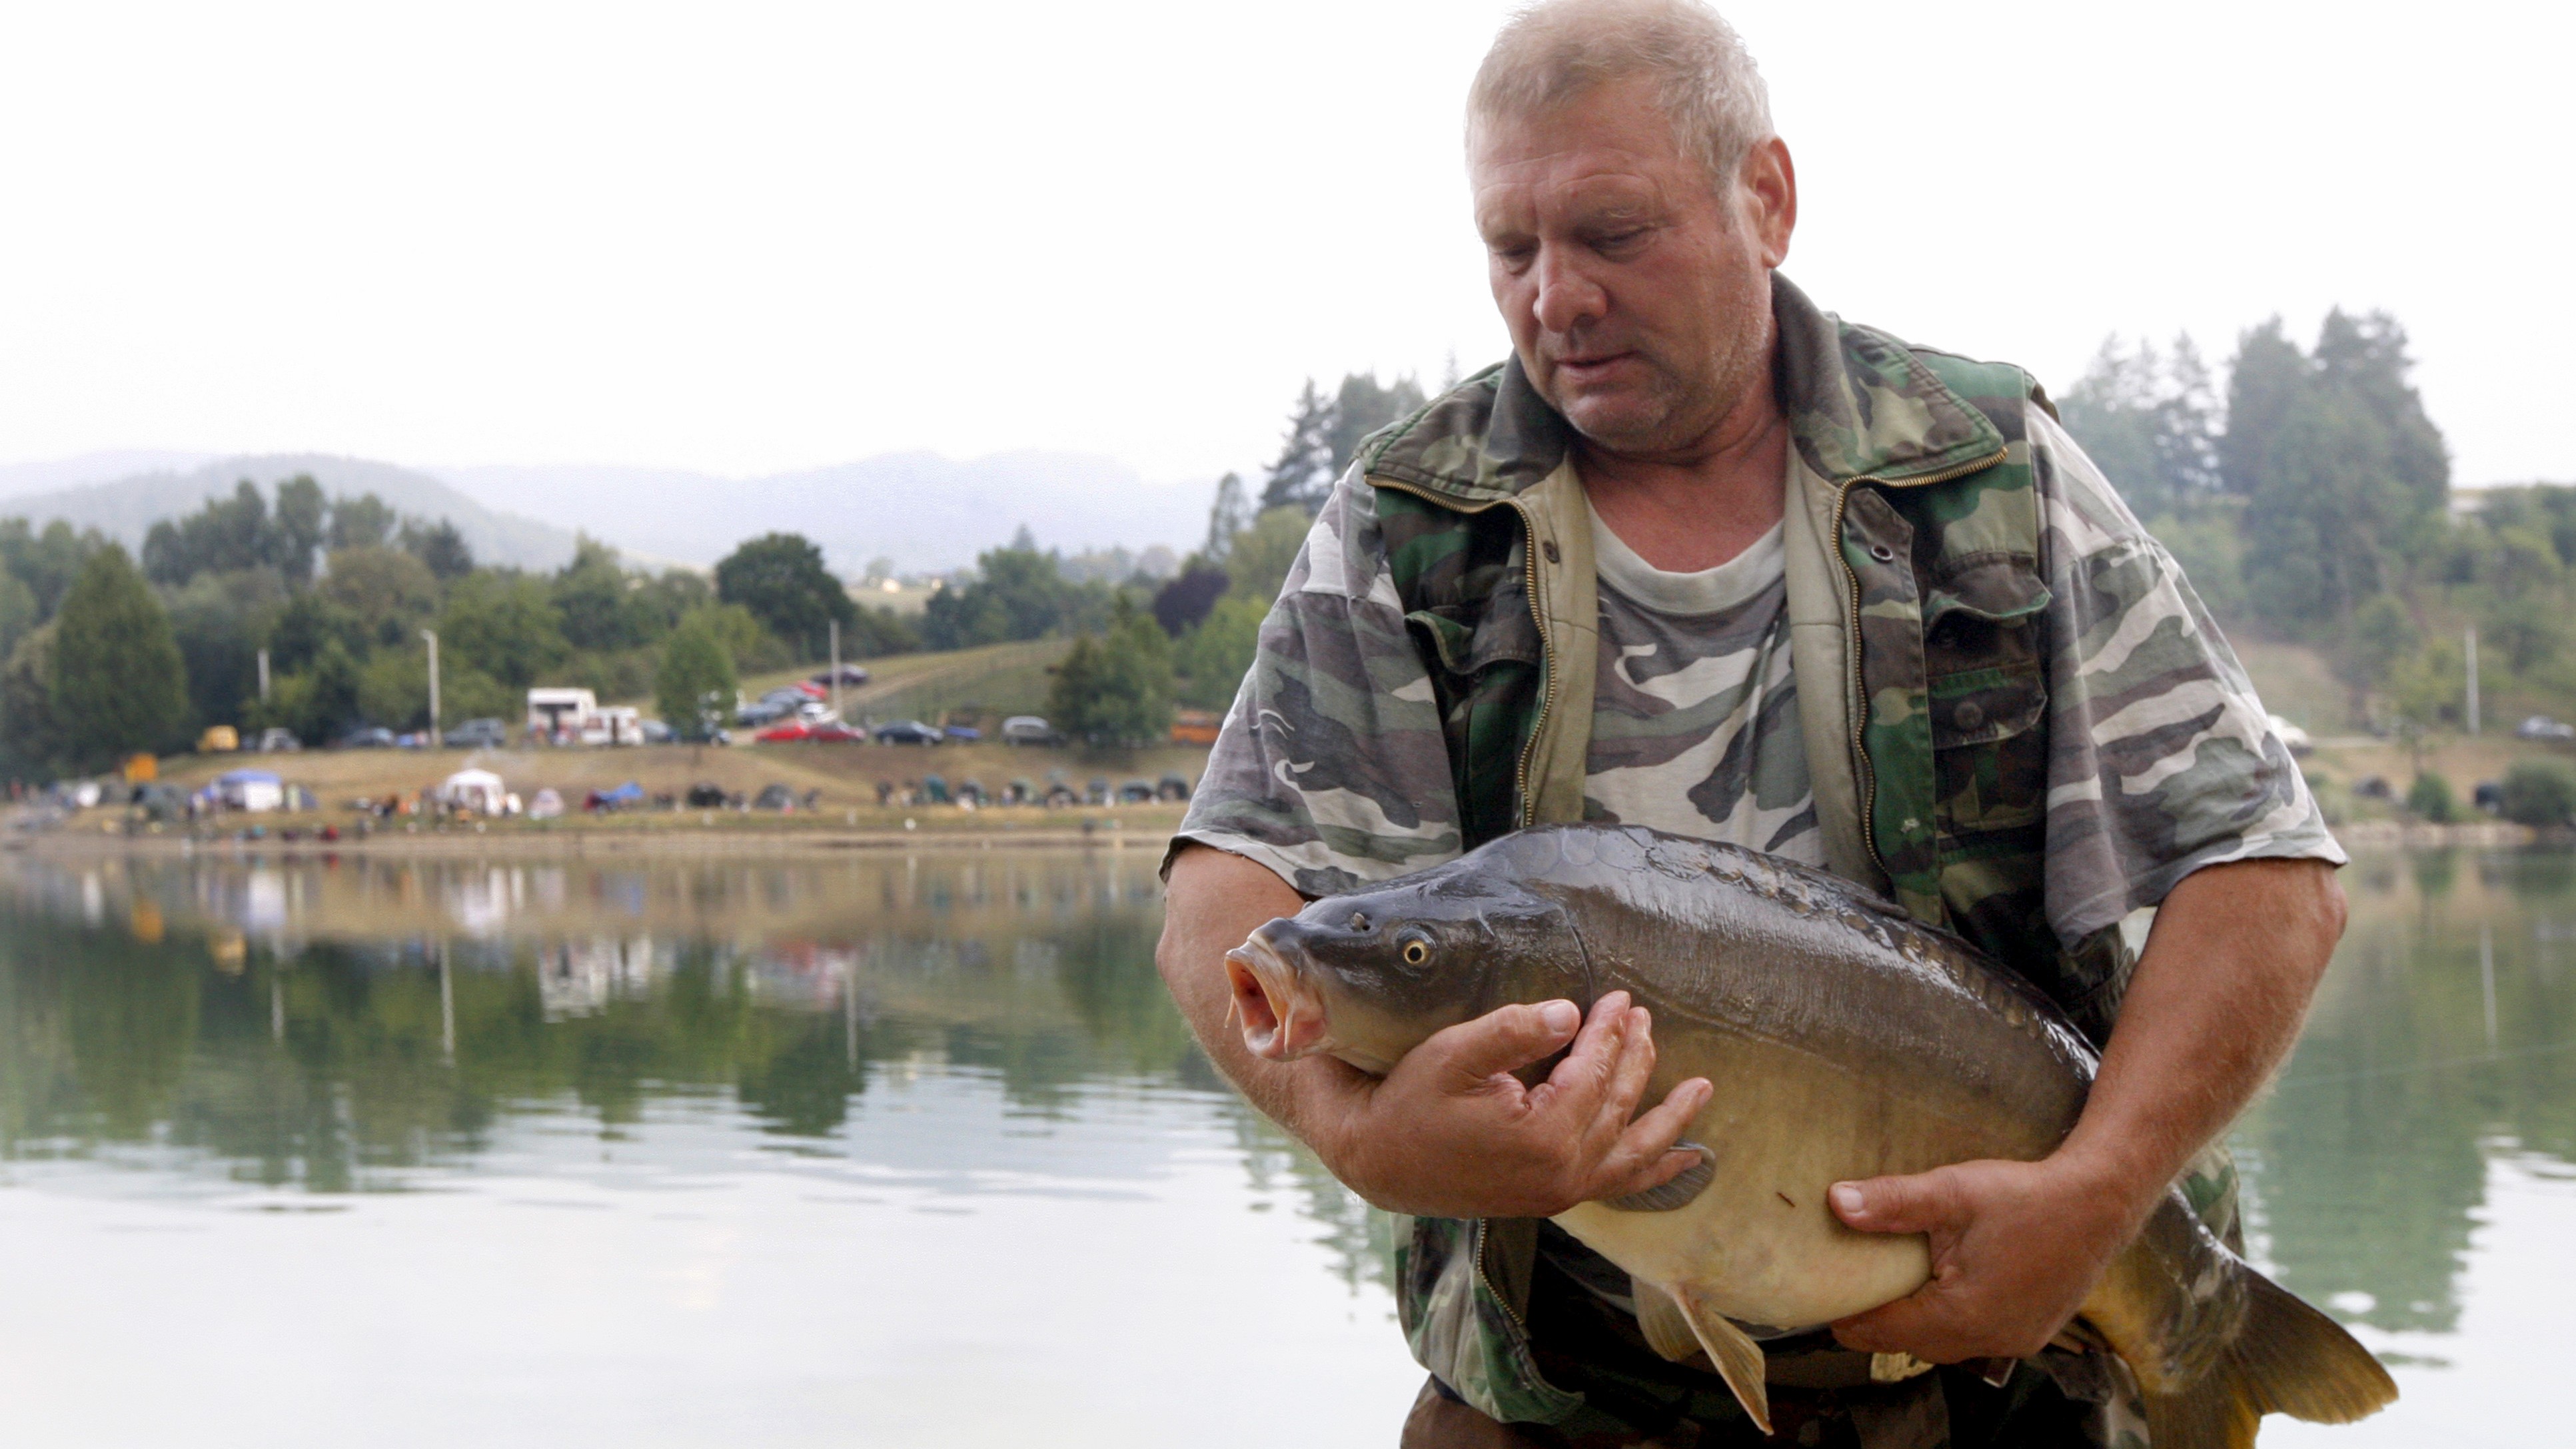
(434, 768), (508, 815)
(216, 769), (285, 812)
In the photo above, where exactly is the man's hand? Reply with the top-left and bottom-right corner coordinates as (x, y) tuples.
(1824, 857), (2344, 1365)
(1157, 843), (1711, 1220)
(1323, 990), (1714, 1219)
(1825, 1157), (2145, 1362)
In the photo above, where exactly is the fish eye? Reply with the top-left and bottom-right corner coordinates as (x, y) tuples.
(1401, 937), (1431, 967)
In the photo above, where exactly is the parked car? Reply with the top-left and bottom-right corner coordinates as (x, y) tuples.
(874, 720), (943, 745)
(942, 724), (982, 743)
(2516, 714), (2576, 742)
(336, 725), (397, 749)
(756, 720), (865, 743)
(811, 665), (871, 687)
(257, 727), (302, 753)
(999, 716), (1061, 746)
(640, 718), (674, 745)
(444, 717), (509, 749)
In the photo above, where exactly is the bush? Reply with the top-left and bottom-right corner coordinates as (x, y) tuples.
(2405, 771), (2456, 823)
(2499, 761), (2576, 827)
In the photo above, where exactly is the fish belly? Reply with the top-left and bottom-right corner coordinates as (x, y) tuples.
(1555, 1031), (2048, 1331)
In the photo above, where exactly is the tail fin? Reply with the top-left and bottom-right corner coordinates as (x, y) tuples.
(2146, 1270), (2399, 1449)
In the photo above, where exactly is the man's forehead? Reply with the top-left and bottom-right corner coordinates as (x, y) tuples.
(1471, 147), (1672, 228)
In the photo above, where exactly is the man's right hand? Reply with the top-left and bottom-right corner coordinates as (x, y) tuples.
(1319, 989), (1714, 1218)
(1157, 843), (1712, 1220)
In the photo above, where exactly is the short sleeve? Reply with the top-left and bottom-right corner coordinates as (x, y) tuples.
(2033, 402), (2345, 947)
(1168, 472), (1465, 897)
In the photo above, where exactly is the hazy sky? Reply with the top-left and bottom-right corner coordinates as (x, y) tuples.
(1, 1), (2565, 488)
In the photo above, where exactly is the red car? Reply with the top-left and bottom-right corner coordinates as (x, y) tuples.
(754, 720), (864, 743)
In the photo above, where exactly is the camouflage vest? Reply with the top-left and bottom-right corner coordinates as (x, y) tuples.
(1355, 276), (2145, 1425)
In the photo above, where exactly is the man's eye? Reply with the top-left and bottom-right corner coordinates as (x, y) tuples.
(1593, 229), (1647, 253)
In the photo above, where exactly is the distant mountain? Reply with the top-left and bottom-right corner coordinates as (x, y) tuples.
(0, 450), (212, 498)
(434, 450), (1215, 574)
(0, 454), (580, 572)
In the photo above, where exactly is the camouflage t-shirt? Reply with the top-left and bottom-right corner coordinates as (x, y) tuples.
(1582, 504), (1823, 866)
(1173, 398), (2344, 950)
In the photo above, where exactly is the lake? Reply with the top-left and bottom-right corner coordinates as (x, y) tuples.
(0, 844), (2560, 1446)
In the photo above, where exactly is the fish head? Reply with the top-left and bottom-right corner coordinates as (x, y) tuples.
(1225, 871), (1584, 1075)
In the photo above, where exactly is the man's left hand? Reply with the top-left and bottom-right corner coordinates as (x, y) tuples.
(1824, 1155), (2147, 1363)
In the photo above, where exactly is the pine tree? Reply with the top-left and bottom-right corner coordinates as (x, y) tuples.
(1203, 472), (1253, 560)
(1259, 380), (1338, 515)
(51, 546), (189, 770)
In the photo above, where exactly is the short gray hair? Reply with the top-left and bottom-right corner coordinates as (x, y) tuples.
(1468, 0), (1773, 187)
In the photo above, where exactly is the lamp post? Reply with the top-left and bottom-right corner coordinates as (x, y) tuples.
(830, 618), (842, 724)
(422, 628), (441, 745)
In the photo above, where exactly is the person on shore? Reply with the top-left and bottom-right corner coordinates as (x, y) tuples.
(1156, 2), (2347, 1444)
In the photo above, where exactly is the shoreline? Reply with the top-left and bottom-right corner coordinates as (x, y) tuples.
(4, 819), (1182, 859)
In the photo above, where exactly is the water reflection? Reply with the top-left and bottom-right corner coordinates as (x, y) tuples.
(0, 845), (2567, 1444)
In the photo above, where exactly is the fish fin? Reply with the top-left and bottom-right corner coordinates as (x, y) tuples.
(1672, 1284), (1772, 1436)
(1601, 1141), (1714, 1212)
(2144, 1270), (2397, 1449)
(1869, 1352), (1935, 1384)
(1630, 1278), (1707, 1367)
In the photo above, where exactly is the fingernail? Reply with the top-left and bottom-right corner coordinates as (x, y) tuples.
(1540, 1000), (1579, 1033)
(1830, 1183), (1864, 1216)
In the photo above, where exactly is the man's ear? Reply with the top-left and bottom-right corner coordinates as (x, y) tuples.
(1738, 137), (1796, 270)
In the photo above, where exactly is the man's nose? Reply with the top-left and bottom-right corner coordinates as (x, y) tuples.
(1531, 245), (1608, 335)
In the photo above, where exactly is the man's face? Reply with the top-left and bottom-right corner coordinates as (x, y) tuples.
(1469, 76), (1794, 457)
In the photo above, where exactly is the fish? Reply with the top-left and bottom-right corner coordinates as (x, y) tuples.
(1221, 823), (2395, 1448)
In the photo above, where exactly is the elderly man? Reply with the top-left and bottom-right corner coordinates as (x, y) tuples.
(1156, 2), (2345, 1444)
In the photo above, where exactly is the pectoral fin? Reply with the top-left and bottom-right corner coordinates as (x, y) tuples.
(1671, 1283), (1772, 1436)
(1602, 1141), (1715, 1212)
(1630, 1278), (1708, 1367)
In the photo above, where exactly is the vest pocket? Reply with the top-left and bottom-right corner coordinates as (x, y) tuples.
(1923, 561), (2050, 837)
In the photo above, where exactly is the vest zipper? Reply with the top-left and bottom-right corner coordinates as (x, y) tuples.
(1471, 1216), (1531, 1336)
(1505, 496), (1553, 829)
(1829, 448), (2009, 879)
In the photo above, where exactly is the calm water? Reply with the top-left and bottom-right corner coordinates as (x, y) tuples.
(0, 845), (2561, 1446)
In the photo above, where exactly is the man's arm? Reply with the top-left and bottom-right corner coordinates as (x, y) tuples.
(1828, 855), (2345, 1362)
(1159, 843), (1712, 1218)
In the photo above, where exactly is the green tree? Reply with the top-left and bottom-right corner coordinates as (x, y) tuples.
(0, 624), (61, 774)
(435, 574), (569, 688)
(0, 518), (105, 619)
(2499, 761), (2576, 827)
(2230, 312), (2450, 631)
(1259, 372), (1427, 517)
(552, 537), (649, 652)
(1048, 596), (1173, 745)
(163, 568), (287, 733)
(141, 480), (271, 587)
(327, 493), (400, 550)
(271, 474), (326, 586)
(1203, 472), (1254, 560)
(2406, 771), (2456, 823)
(1172, 592), (1264, 708)
(714, 532), (856, 659)
(398, 518), (476, 581)
(1225, 507), (1312, 607)
(318, 546), (442, 649)
(2058, 334), (2220, 520)
(51, 546), (188, 769)
(920, 543), (1089, 650)
(656, 612), (738, 741)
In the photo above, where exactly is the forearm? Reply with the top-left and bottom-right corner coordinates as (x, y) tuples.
(1155, 843), (1359, 1151)
(2053, 857), (2346, 1218)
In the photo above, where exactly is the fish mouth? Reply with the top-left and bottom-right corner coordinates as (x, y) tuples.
(1223, 928), (1332, 1062)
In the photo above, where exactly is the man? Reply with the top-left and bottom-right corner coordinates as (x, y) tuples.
(1156, 3), (2345, 1444)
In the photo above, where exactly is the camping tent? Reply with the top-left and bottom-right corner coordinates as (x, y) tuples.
(215, 769), (284, 812)
(434, 769), (508, 815)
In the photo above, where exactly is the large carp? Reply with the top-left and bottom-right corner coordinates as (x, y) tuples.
(1222, 823), (2393, 1448)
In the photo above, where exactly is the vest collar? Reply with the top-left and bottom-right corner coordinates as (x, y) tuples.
(1363, 274), (2006, 505)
